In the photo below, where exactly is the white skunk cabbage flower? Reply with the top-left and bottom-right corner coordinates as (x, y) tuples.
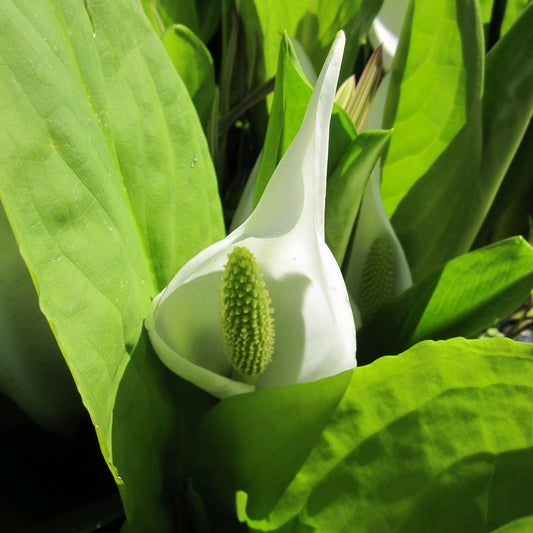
(345, 74), (412, 325)
(145, 32), (356, 399)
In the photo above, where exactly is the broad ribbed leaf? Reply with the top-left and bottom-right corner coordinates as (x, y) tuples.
(235, 0), (384, 84)
(477, 3), (533, 232)
(475, 121), (533, 245)
(0, 0), (223, 530)
(0, 205), (82, 434)
(490, 515), (533, 533)
(381, 0), (484, 279)
(325, 130), (391, 265)
(500, 0), (531, 35)
(163, 24), (215, 127)
(193, 338), (533, 532)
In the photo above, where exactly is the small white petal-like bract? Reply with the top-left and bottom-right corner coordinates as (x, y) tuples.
(145, 32), (356, 399)
(345, 74), (412, 325)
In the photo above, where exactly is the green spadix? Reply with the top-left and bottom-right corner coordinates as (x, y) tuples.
(220, 246), (275, 378)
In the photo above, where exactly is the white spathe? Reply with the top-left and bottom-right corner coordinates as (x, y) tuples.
(345, 74), (412, 324)
(145, 32), (356, 399)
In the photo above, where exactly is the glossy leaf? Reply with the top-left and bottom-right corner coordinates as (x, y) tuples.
(357, 237), (533, 363)
(193, 337), (533, 531)
(0, 206), (82, 435)
(162, 24), (215, 127)
(480, 0), (495, 23)
(382, 0), (483, 215)
(140, 0), (200, 39)
(475, 121), (533, 246)
(325, 130), (391, 265)
(343, 74), (412, 324)
(500, 0), (532, 35)
(477, 3), (533, 237)
(0, 0), (223, 530)
(235, 0), (384, 85)
(381, 0), (484, 279)
(490, 516), (533, 533)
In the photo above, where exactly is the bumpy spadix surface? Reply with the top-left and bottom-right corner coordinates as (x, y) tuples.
(345, 73), (412, 325)
(357, 235), (394, 321)
(145, 32), (356, 398)
(220, 247), (274, 376)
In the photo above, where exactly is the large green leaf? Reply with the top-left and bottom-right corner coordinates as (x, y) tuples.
(140, 0), (221, 42)
(475, 121), (533, 246)
(0, 206), (83, 435)
(480, 0), (530, 48)
(357, 237), (533, 363)
(384, 2), (533, 280)
(382, 0), (483, 216)
(0, 0), (223, 530)
(235, 0), (384, 85)
(500, 0), (532, 35)
(325, 129), (391, 265)
(471, 4), (533, 248)
(480, 0), (495, 23)
(193, 337), (533, 531)
(477, 3), (533, 232)
(491, 515), (533, 533)
(381, 0), (484, 279)
(162, 24), (215, 127)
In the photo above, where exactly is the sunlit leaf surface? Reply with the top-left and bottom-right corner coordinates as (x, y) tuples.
(0, 1), (223, 530)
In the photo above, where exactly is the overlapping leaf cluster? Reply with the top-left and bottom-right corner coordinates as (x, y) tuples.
(0, 0), (532, 531)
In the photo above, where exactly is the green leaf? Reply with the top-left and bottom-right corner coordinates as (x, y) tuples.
(490, 515), (533, 533)
(143, 0), (200, 38)
(481, 0), (530, 48)
(0, 0), (224, 530)
(381, 0), (484, 279)
(193, 369), (353, 522)
(162, 24), (215, 127)
(144, 0), (221, 43)
(500, 0), (532, 36)
(139, 0), (170, 36)
(235, 0), (384, 85)
(382, 0), (483, 215)
(475, 121), (533, 246)
(193, 337), (533, 531)
(480, 0), (495, 23)
(0, 206), (82, 435)
(357, 237), (533, 363)
(477, 3), (533, 233)
(325, 130), (391, 265)
(111, 332), (216, 531)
